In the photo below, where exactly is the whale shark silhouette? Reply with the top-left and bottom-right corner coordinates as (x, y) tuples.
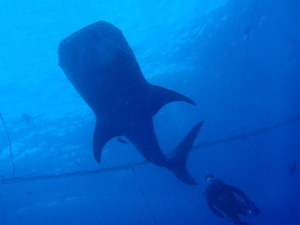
(58, 21), (203, 185)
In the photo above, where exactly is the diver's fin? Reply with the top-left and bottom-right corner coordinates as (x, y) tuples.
(149, 84), (196, 116)
(93, 120), (119, 163)
(117, 137), (129, 144)
(167, 121), (204, 185)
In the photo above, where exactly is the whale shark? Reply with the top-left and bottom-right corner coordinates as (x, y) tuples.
(58, 21), (203, 185)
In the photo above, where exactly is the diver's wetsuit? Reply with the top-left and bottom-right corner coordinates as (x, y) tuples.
(205, 179), (251, 225)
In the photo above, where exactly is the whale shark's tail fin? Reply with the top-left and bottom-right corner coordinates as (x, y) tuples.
(167, 121), (204, 185)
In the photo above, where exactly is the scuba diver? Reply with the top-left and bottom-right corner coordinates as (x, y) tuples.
(21, 113), (33, 125)
(21, 113), (43, 127)
(204, 174), (260, 225)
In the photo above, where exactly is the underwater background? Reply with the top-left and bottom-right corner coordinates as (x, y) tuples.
(0, 0), (299, 224)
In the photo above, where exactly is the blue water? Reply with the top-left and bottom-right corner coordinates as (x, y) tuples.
(0, 0), (299, 224)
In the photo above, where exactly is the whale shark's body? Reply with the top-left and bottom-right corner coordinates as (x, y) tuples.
(58, 21), (203, 184)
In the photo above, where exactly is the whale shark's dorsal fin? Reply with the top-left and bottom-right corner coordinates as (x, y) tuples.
(93, 120), (120, 163)
(149, 84), (196, 116)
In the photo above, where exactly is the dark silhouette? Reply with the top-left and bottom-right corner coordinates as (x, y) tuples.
(244, 25), (251, 36)
(204, 174), (260, 225)
(288, 160), (297, 176)
(21, 113), (43, 126)
(21, 113), (33, 125)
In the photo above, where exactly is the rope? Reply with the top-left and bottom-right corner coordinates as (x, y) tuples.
(194, 114), (300, 149)
(131, 166), (158, 225)
(238, 0), (258, 134)
(0, 114), (298, 184)
(0, 113), (16, 178)
(237, 0), (299, 218)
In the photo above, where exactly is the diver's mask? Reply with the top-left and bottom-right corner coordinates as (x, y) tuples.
(205, 174), (217, 184)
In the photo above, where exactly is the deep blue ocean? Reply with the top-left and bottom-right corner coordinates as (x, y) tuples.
(0, 0), (299, 224)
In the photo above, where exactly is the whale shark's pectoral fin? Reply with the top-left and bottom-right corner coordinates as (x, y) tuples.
(93, 120), (119, 163)
(150, 85), (196, 116)
(167, 121), (204, 185)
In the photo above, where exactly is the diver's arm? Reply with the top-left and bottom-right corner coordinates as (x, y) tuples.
(208, 203), (224, 218)
(226, 184), (251, 202)
(206, 196), (224, 218)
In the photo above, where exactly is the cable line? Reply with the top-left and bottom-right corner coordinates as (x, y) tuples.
(0, 114), (298, 184)
(0, 113), (15, 178)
